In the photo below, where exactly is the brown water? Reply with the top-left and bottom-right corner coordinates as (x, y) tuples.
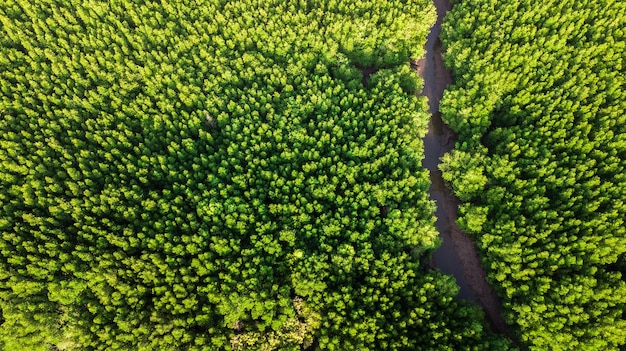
(417, 0), (514, 338)
(417, 0), (474, 300)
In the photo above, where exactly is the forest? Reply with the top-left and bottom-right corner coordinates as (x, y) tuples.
(440, 0), (626, 349)
(0, 0), (512, 350)
(1, 0), (624, 350)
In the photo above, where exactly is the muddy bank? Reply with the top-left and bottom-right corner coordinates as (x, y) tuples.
(416, 0), (514, 338)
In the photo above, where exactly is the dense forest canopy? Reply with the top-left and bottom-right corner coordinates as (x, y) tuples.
(0, 0), (511, 350)
(440, 0), (626, 349)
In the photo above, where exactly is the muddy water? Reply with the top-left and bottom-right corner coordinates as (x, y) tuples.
(417, 0), (475, 300)
(417, 0), (515, 338)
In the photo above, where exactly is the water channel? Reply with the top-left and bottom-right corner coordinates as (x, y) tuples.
(417, 0), (514, 338)
(417, 0), (476, 300)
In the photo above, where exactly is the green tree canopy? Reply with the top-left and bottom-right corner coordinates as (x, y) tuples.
(441, 0), (626, 349)
(0, 0), (510, 350)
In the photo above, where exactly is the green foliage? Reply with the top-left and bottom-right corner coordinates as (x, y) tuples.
(441, 0), (626, 349)
(0, 0), (509, 350)
(230, 297), (320, 351)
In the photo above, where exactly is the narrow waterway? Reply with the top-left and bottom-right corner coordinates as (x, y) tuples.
(417, 0), (514, 338)
(418, 0), (475, 300)
(416, 0), (474, 300)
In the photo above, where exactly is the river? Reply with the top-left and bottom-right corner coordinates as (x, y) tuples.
(416, 0), (475, 300)
(417, 0), (514, 338)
